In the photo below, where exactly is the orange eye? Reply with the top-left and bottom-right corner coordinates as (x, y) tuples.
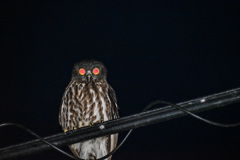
(93, 68), (100, 75)
(79, 68), (86, 75)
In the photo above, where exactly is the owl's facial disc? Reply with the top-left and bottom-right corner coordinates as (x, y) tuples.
(73, 60), (106, 82)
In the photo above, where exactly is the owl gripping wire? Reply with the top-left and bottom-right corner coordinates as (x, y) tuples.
(1, 61), (240, 160)
(59, 60), (119, 160)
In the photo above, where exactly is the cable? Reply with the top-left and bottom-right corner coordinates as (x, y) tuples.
(0, 123), (80, 160)
(95, 129), (133, 160)
(0, 122), (132, 160)
(146, 100), (240, 127)
(0, 100), (239, 160)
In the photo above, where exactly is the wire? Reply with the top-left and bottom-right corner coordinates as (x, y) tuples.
(0, 122), (132, 160)
(0, 100), (239, 160)
(0, 123), (80, 160)
(95, 129), (133, 160)
(146, 100), (240, 127)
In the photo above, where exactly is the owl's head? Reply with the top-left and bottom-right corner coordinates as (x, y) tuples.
(71, 59), (107, 82)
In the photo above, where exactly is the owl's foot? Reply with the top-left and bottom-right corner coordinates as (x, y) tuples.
(90, 119), (104, 126)
(63, 126), (77, 132)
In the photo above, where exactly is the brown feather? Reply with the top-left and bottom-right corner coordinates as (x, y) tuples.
(59, 60), (119, 160)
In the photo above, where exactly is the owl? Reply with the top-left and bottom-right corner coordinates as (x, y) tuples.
(59, 59), (119, 160)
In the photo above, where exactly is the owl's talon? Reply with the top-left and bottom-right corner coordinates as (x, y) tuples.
(90, 119), (104, 127)
(64, 129), (68, 132)
(74, 127), (77, 130)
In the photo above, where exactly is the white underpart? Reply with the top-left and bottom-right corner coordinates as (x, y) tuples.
(93, 103), (100, 122)
(99, 86), (106, 120)
(100, 96), (108, 121)
(78, 86), (110, 159)
(89, 87), (109, 122)
(71, 137), (108, 159)
(65, 84), (111, 159)
(89, 89), (97, 120)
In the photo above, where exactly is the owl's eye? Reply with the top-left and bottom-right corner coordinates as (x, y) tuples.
(79, 68), (86, 75)
(93, 68), (100, 75)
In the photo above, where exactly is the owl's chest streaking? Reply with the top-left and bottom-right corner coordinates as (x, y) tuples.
(60, 80), (112, 130)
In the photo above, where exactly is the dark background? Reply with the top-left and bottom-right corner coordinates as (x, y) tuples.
(1, 0), (240, 160)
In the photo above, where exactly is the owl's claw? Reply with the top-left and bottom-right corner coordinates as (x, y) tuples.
(90, 119), (104, 126)
(64, 127), (77, 132)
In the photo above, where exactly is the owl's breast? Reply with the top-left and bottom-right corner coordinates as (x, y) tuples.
(78, 84), (111, 125)
(60, 81), (112, 130)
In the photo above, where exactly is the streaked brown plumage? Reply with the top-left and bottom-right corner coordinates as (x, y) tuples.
(59, 60), (119, 160)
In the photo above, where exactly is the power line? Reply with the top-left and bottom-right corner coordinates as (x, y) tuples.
(0, 87), (240, 160)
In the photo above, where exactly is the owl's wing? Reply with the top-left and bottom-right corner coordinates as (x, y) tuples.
(108, 85), (119, 119)
(107, 85), (119, 157)
(58, 81), (71, 127)
(59, 80), (77, 130)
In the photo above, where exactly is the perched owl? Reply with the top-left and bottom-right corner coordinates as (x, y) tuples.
(59, 59), (119, 160)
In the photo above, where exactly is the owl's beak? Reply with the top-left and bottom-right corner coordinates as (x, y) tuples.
(86, 72), (92, 82)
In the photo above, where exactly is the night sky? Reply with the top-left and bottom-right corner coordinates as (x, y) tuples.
(1, 0), (240, 160)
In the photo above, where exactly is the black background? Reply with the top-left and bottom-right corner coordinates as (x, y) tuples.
(1, 0), (240, 160)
